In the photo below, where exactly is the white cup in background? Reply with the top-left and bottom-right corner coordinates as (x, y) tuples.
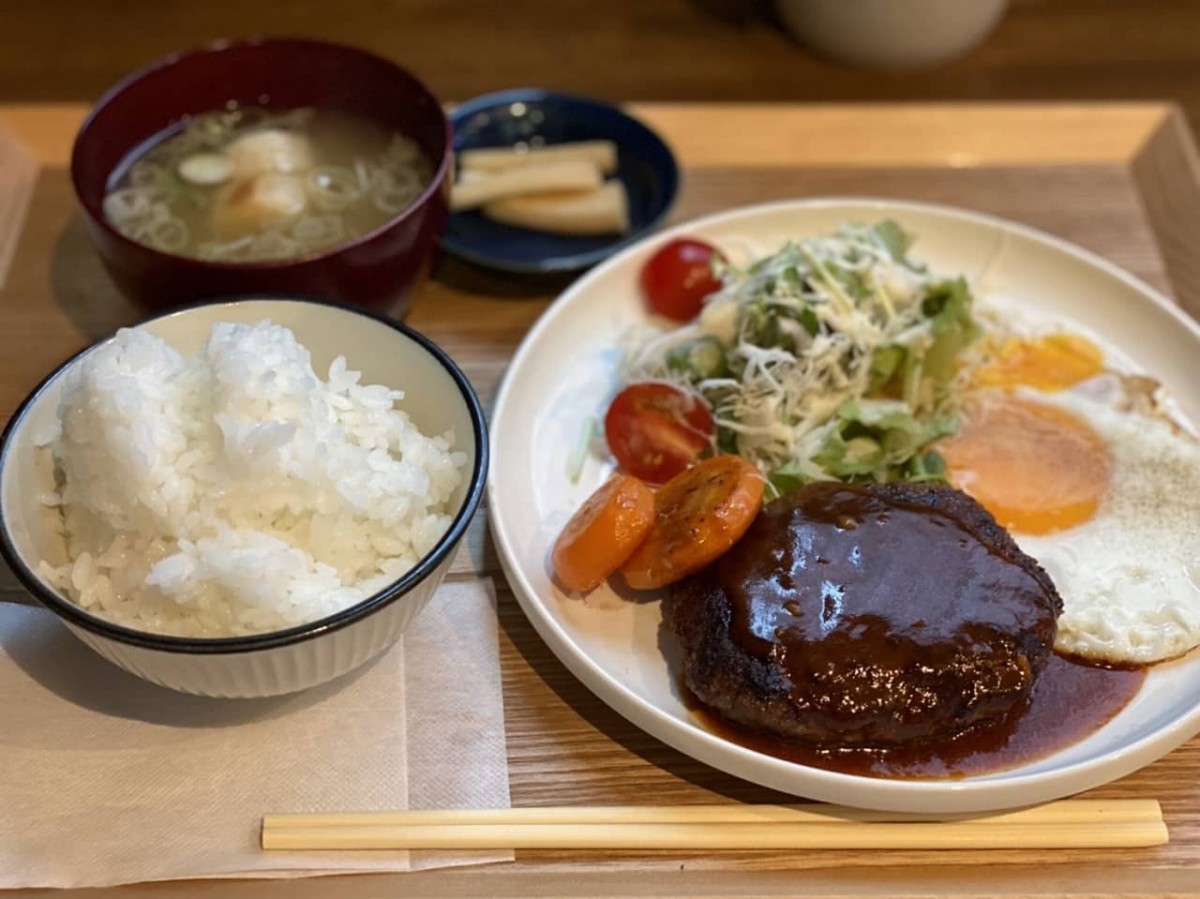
(775, 0), (1010, 68)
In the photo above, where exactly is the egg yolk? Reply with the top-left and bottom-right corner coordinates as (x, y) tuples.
(937, 396), (1110, 535)
(972, 334), (1104, 392)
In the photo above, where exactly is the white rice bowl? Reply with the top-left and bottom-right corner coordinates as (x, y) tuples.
(36, 319), (466, 638)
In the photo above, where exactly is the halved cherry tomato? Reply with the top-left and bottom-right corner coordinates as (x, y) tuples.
(604, 383), (715, 485)
(639, 238), (723, 322)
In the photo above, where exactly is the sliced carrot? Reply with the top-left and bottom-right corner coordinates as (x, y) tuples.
(620, 454), (764, 590)
(552, 473), (656, 593)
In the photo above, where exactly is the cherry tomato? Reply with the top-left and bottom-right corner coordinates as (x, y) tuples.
(639, 238), (723, 322)
(604, 383), (715, 484)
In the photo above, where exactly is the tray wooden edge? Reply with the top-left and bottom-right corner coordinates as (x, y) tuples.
(1131, 108), (1200, 318)
(0, 101), (1182, 170)
(84, 861), (1200, 899)
(628, 101), (1176, 169)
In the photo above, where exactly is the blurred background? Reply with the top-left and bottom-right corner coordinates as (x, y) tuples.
(4, 0), (1198, 130)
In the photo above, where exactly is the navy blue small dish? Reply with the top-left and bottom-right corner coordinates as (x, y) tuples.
(444, 89), (679, 274)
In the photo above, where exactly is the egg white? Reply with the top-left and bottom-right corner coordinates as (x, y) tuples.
(1013, 389), (1200, 665)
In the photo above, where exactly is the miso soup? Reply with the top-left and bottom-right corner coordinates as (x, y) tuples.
(102, 106), (434, 262)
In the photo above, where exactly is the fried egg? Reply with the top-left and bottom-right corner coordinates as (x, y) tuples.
(939, 329), (1200, 666)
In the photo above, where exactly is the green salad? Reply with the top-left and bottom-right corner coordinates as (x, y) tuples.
(623, 221), (980, 496)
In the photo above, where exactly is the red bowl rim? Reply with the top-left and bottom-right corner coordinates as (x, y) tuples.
(70, 36), (453, 272)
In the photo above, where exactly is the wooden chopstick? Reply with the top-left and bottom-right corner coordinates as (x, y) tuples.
(261, 800), (1168, 851)
(264, 799), (1164, 827)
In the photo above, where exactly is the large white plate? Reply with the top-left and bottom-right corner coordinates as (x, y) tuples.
(488, 198), (1200, 814)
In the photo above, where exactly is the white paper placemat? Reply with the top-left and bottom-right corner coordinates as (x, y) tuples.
(0, 576), (511, 888)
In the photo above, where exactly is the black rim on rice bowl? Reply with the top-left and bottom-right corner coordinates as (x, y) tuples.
(0, 296), (489, 653)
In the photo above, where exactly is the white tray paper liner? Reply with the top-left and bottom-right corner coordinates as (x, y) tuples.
(0, 577), (512, 888)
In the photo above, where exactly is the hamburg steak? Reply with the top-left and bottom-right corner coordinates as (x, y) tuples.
(666, 482), (1062, 747)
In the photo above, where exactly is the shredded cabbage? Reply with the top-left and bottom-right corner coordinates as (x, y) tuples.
(623, 221), (979, 496)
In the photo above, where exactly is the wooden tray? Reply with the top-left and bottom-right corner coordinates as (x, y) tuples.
(2, 103), (1199, 898)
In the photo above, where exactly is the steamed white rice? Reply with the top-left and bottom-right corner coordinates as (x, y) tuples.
(37, 320), (466, 638)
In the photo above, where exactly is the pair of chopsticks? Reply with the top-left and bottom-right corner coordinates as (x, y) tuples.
(262, 799), (1167, 851)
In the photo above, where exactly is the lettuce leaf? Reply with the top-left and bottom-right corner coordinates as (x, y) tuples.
(872, 219), (913, 262)
(803, 399), (958, 483)
(921, 277), (980, 384)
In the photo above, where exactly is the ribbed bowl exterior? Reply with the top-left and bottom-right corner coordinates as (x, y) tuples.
(61, 550), (455, 698)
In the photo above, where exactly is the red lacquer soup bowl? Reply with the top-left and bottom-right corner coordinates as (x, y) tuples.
(71, 37), (452, 316)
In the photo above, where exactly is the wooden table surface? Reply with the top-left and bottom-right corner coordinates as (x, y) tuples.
(4, 0), (1200, 134)
(3, 102), (1200, 897)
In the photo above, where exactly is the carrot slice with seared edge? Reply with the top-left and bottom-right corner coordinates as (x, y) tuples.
(552, 473), (656, 593)
(621, 454), (764, 590)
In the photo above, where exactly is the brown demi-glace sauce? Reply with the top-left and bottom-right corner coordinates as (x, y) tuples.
(684, 654), (1144, 779)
